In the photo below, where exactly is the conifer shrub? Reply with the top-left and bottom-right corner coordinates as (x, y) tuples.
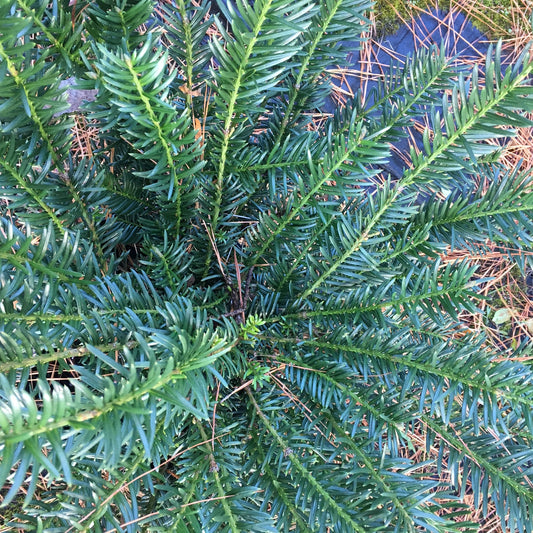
(2, 1), (533, 531)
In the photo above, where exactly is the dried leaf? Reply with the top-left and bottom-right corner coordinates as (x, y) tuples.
(492, 308), (514, 324)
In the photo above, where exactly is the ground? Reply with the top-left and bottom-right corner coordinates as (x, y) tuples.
(374, 0), (532, 37)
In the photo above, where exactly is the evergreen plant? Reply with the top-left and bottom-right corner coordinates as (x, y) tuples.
(2, 1), (533, 531)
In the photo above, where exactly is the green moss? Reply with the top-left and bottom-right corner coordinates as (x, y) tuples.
(373, 0), (436, 36)
(0, 494), (27, 528)
(373, 0), (520, 39)
(460, 0), (517, 38)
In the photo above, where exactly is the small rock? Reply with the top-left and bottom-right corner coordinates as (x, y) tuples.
(58, 77), (97, 114)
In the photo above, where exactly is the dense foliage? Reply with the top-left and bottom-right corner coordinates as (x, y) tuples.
(2, 0), (533, 531)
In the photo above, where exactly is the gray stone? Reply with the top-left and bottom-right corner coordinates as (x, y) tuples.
(58, 77), (97, 114)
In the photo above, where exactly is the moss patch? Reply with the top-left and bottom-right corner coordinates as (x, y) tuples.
(373, 0), (521, 39)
